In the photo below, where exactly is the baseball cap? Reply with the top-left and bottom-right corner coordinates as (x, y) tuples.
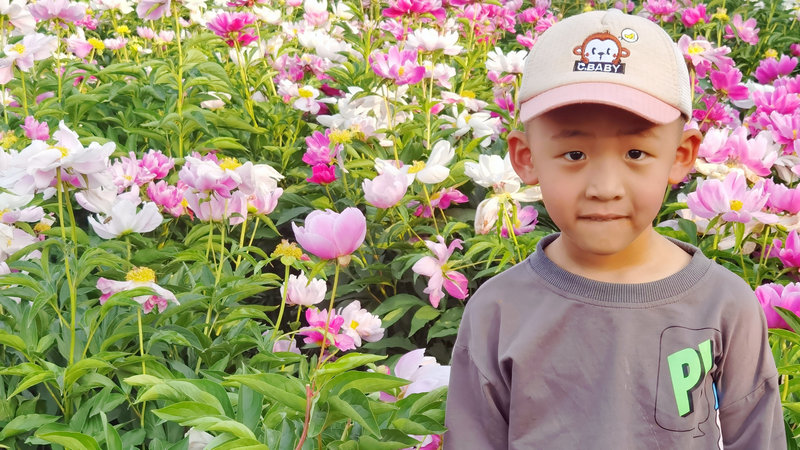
(518, 9), (692, 124)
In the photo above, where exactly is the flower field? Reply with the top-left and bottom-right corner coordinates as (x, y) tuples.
(0, 0), (799, 447)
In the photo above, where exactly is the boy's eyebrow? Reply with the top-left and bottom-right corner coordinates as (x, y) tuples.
(551, 126), (657, 139)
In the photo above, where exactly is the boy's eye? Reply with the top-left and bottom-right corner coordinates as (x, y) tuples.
(563, 151), (586, 161)
(626, 149), (646, 160)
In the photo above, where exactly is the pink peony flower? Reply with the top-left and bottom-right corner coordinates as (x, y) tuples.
(207, 11), (259, 47)
(643, 0), (679, 21)
(21, 116), (49, 140)
(139, 149), (174, 181)
(292, 207), (366, 263)
(412, 236), (468, 307)
(370, 46), (426, 85)
(183, 190), (248, 225)
(409, 187), (468, 218)
(391, 348), (450, 398)
(724, 14), (759, 45)
(382, 0), (445, 22)
(709, 67), (749, 100)
(303, 130), (338, 166)
(755, 283), (800, 330)
(136, 0), (170, 20)
(146, 180), (187, 218)
(677, 35), (733, 78)
(686, 172), (777, 224)
(501, 205), (538, 237)
(680, 4), (708, 28)
(297, 307), (355, 351)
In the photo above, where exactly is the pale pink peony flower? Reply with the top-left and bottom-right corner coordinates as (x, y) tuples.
(297, 307), (355, 351)
(136, 0), (170, 20)
(0, 0), (35, 35)
(755, 283), (800, 330)
(146, 180), (187, 217)
(178, 156), (240, 197)
(281, 272), (326, 307)
(0, 33), (59, 84)
(292, 207), (366, 264)
(28, 0), (86, 24)
(139, 149), (174, 181)
(772, 230), (800, 269)
(96, 266), (178, 314)
(412, 236), (468, 307)
(391, 348), (450, 398)
(88, 199), (163, 239)
(724, 14), (759, 45)
(363, 170), (409, 209)
(183, 190), (248, 225)
(338, 300), (384, 347)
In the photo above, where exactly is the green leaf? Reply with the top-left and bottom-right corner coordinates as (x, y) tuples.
(0, 330), (26, 353)
(226, 374), (306, 413)
(326, 389), (381, 438)
(101, 411), (122, 450)
(35, 431), (101, 450)
(409, 306), (441, 336)
(371, 294), (427, 317)
(322, 371), (408, 399)
(391, 416), (447, 435)
(210, 438), (269, 450)
(0, 414), (59, 440)
(64, 357), (113, 388)
(314, 353), (387, 381)
(775, 307), (800, 333)
(152, 401), (222, 422)
(7, 369), (56, 399)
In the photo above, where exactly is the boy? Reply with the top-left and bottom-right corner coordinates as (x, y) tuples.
(444, 9), (785, 449)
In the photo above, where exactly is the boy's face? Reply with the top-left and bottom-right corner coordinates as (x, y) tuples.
(508, 103), (700, 259)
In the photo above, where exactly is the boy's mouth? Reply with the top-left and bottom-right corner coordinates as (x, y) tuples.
(578, 214), (627, 221)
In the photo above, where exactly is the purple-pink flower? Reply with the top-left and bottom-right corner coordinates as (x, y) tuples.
(297, 307), (356, 351)
(754, 55), (798, 85)
(306, 164), (337, 185)
(724, 14), (759, 45)
(680, 4), (709, 28)
(136, 0), (170, 20)
(412, 236), (468, 307)
(363, 170), (409, 209)
(207, 11), (258, 47)
(686, 171), (777, 224)
(303, 130), (338, 166)
(370, 46), (426, 85)
(772, 230), (800, 269)
(755, 283), (800, 330)
(292, 207), (366, 264)
(21, 116), (49, 140)
(382, 0), (446, 22)
(28, 0), (86, 24)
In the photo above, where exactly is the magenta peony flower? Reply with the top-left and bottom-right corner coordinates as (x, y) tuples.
(754, 55), (798, 85)
(680, 4), (709, 28)
(306, 164), (337, 185)
(755, 283), (800, 330)
(382, 0), (445, 21)
(724, 14), (759, 45)
(207, 11), (258, 47)
(773, 230), (800, 269)
(686, 172), (777, 224)
(412, 236), (468, 307)
(292, 207), (366, 264)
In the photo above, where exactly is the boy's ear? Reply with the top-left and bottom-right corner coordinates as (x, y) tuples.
(668, 127), (702, 185)
(508, 130), (539, 186)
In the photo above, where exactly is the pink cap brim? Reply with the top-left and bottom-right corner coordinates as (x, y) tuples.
(519, 82), (682, 124)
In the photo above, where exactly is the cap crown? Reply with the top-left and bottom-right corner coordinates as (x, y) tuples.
(518, 10), (691, 122)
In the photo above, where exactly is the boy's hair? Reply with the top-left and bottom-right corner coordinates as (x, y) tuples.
(518, 9), (692, 125)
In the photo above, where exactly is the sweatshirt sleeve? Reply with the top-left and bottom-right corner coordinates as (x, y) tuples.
(443, 343), (509, 450)
(717, 287), (786, 449)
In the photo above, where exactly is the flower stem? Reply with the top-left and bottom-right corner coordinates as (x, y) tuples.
(235, 216), (248, 269)
(138, 307), (147, 428)
(316, 263), (340, 370)
(56, 174), (78, 367)
(19, 69), (28, 117)
(271, 263), (291, 342)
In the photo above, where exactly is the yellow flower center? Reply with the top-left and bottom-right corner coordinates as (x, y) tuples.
(180, 198), (189, 208)
(729, 199), (743, 211)
(350, 320), (359, 329)
(461, 90), (476, 99)
(298, 87), (314, 98)
(329, 129), (353, 145)
(271, 239), (303, 260)
(34, 221), (51, 233)
(88, 38), (105, 51)
(765, 49), (778, 59)
(687, 43), (704, 55)
(398, 66), (406, 76)
(0, 209), (7, 221)
(116, 25), (130, 34)
(219, 157), (241, 171)
(582, 3), (593, 12)
(52, 145), (69, 158)
(712, 8), (729, 22)
(12, 43), (25, 54)
(126, 267), (156, 282)
(407, 160), (426, 174)
(0, 133), (18, 148)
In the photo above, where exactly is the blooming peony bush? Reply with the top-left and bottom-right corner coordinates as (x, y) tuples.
(0, 0), (800, 447)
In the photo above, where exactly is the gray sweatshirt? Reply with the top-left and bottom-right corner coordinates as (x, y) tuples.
(444, 234), (785, 449)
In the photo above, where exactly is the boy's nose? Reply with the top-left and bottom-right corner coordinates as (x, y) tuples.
(584, 164), (625, 201)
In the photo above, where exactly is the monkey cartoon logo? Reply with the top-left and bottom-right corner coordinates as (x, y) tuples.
(572, 31), (630, 74)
